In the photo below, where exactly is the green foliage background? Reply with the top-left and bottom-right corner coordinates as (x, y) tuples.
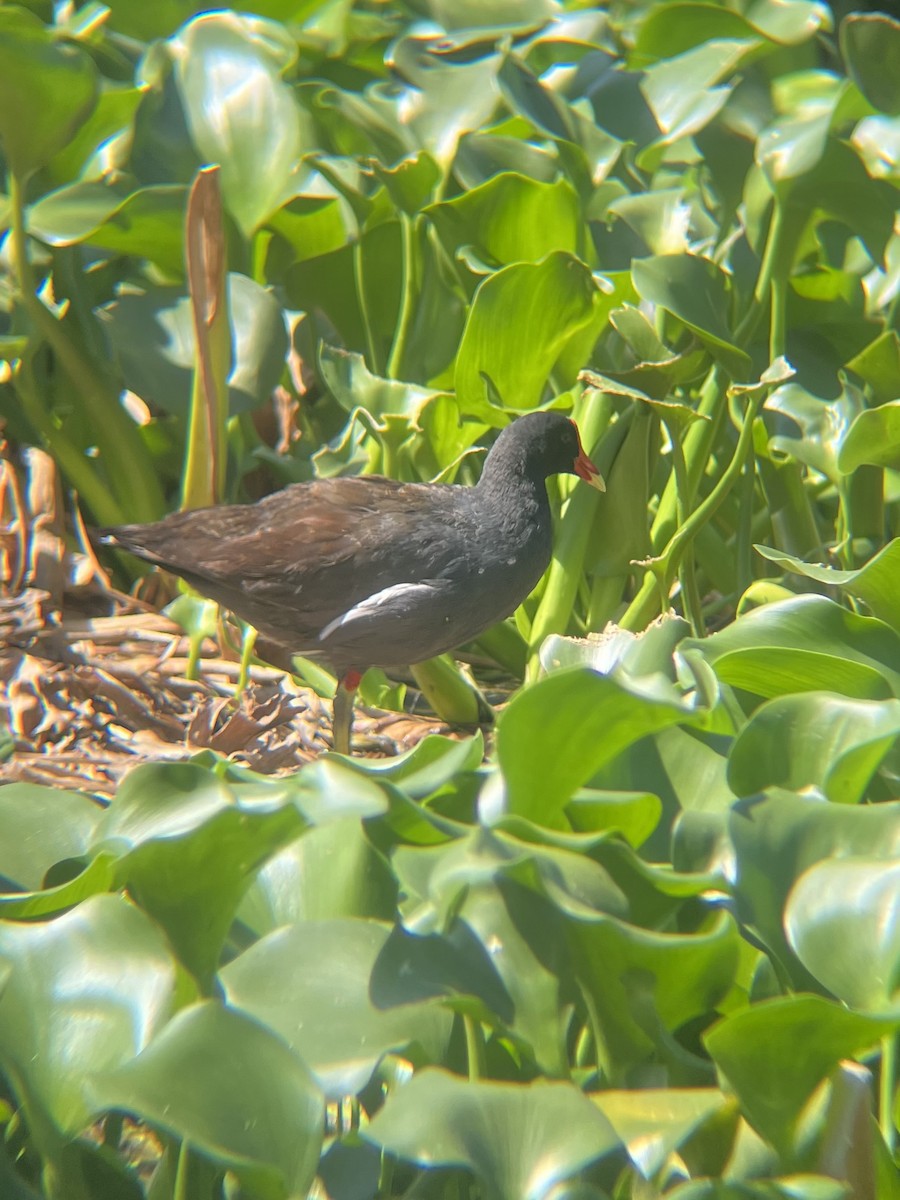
(0, 0), (899, 1198)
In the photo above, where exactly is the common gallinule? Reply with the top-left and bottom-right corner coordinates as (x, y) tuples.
(98, 411), (604, 752)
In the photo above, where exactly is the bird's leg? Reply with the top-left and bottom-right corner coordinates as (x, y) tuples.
(332, 670), (361, 755)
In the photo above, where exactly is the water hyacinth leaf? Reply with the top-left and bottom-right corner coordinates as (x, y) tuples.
(0, 894), (177, 1139)
(348, 732), (484, 800)
(592, 1089), (729, 1178)
(631, 255), (751, 379)
(570, 910), (741, 1080)
(453, 131), (559, 189)
(364, 1068), (621, 1200)
(237, 818), (396, 935)
(221, 919), (452, 1099)
(838, 401), (900, 473)
(705, 995), (893, 1156)
(727, 692), (900, 804)
(756, 73), (846, 185)
(172, 11), (310, 237)
(852, 114), (900, 181)
(454, 252), (606, 417)
(565, 789), (662, 850)
(370, 151), (441, 216)
(319, 344), (445, 422)
(496, 668), (697, 826)
(840, 12), (900, 117)
(101, 273), (288, 420)
(27, 182), (187, 277)
(0, 7), (98, 179)
(632, 0), (827, 65)
(92, 1001), (324, 1200)
(640, 39), (750, 150)
(0, 784), (102, 892)
(683, 594), (900, 701)
(92, 761), (310, 986)
(844, 330), (900, 401)
(756, 541), (900, 633)
(765, 381), (865, 484)
(729, 790), (900, 989)
(428, 173), (581, 269)
(785, 857), (900, 1014)
(372, 33), (501, 167)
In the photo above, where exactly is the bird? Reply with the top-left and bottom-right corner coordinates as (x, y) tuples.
(96, 410), (604, 753)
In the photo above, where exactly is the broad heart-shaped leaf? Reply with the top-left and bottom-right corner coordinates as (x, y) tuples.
(27, 182), (187, 278)
(319, 343), (445, 422)
(631, 254), (751, 379)
(101, 273), (288, 420)
(495, 668), (697, 827)
(705, 995), (894, 1157)
(363, 1068), (621, 1200)
(765, 380), (865, 484)
(682, 594), (900, 702)
(727, 692), (900, 804)
(840, 12), (900, 117)
(729, 790), (900, 990)
(93, 762), (305, 987)
(591, 1088), (729, 1179)
(171, 12), (311, 237)
(454, 252), (608, 418)
(756, 542), (900, 634)
(570, 910), (741, 1083)
(785, 858), (900, 1014)
(237, 818), (396, 936)
(0, 8), (98, 179)
(0, 784), (102, 892)
(838, 401), (900, 473)
(91, 1001), (324, 1200)
(427, 173), (581, 270)
(220, 919), (452, 1100)
(0, 894), (177, 1144)
(394, 827), (626, 1074)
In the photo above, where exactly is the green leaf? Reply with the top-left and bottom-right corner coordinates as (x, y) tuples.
(684, 595), (900, 701)
(454, 252), (608, 417)
(631, 255), (751, 379)
(571, 910), (741, 1080)
(92, 761), (310, 987)
(785, 857), (900, 1013)
(171, 11), (312, 237)
(838, 401), (900, 473)
(727, 692), (900, 804)
(592, 1088), (729, 1178)
(364, 1068), (621, 1200)
(496, 668), (698, 827)
(0, 894), (177, 1140)
(92, 1001), (324, 1200)
(238, 818), (396, 934)
(102, 273), (288, 419)
(729, 789), (900, 989)
(0, 7), (98, 179)
(221, 919), (452, 1099)
(0, 784), (102, 892)
(766, 379), (865, 484)
(28, 182), (187, 277)
(428, 173), (581, 268)
(756, 541), (900, 633)
(705, 995), (894, 1156)
(840, 12), (900, 117)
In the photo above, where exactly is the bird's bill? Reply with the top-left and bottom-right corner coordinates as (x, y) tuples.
(574, 449), (606, 492)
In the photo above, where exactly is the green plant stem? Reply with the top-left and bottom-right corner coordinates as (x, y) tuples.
(624, 389), (767, 629)
(353, 236), (381, 375)
(666, 419), (704, 635)
(174, 1140), (190, 1200)
(8, 173), (164, 523)
(880, 1033), (896, 1155)
(13, 366), (125, 525)
(386, 212), (417, 381)
(463, 1014), (486, 1082)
